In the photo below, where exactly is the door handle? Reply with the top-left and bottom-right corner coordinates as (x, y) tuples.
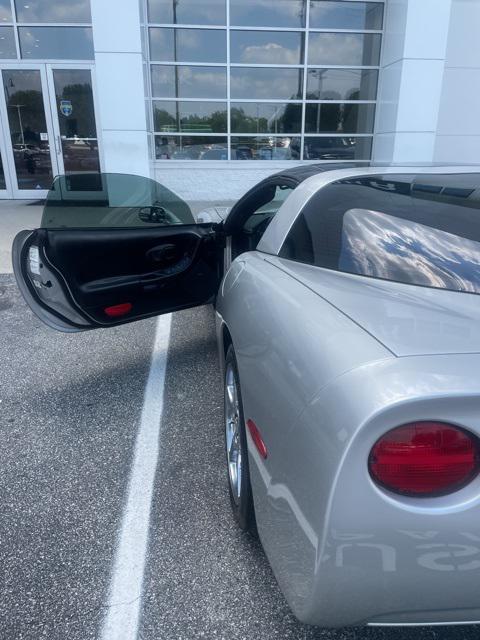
(55, 135), (62, 155)
(146, 244), (179, 266)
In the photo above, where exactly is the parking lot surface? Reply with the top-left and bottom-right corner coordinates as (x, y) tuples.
(1, 272), (480, 640)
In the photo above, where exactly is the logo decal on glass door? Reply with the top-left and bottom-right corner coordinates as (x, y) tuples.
(60, 100), (73, 117)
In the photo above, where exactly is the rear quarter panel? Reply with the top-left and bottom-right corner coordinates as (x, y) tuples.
(307, 354), (480, 626)
(215, 252), (393, 618)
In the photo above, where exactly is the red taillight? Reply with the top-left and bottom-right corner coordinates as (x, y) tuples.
(104, 302), (132, 317)
(368, 422), (480, 497)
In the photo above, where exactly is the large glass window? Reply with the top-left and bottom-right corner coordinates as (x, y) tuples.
(231, 103), (302, 134)
(230, 0), (305, 27)
(18, 27), (94, 60)
(303, 136), (372, 160)
(230, 68), (303, 100)
(14, 0), (91, 23)
(153, 101), (227, 133)
(0, 27), (16, 58)
(0, 0), (12, 22)
(305, 103), (376, 134)
(309, 1), (384, 30)
(149, 27), (226, 62)
(231, 136), (300, 160)
(151, 65), (227, 98)
(0, 0), (94, 60)
(307, 68), (378, 101)
(146, 0), (384, 160)
(155, 135), (228, 159)
(148, 0), (226, 26)
(308, 32), (381, 66)
(230, 30), (303, 65)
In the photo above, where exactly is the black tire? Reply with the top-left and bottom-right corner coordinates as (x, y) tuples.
(224, 344), (255, 532)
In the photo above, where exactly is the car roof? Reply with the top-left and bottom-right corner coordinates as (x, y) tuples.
(258, 165), (480, 255)
(269, 162), (480, 185)
(269, 162), (363, 184)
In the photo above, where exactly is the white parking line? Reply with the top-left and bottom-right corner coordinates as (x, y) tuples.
(100, 314), (172, 640)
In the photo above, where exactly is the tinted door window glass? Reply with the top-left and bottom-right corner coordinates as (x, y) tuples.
(42, 173), (195, 228)
(280, 174), (480, 295)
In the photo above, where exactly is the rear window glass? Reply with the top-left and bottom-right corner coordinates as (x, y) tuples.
(41, 173), (195, 228)
(280, 173), (480, 294)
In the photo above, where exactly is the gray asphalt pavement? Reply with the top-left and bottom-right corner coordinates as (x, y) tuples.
(1, 272), (479, 640)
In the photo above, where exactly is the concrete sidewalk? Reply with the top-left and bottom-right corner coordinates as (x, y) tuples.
(0, 198), (234, 274)
(0, 201), (43, 273)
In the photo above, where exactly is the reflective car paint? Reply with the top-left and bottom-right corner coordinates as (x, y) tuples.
(269, 257), (480, 357)
(216, 253), (480, 626)
(215, 166), (480, 626)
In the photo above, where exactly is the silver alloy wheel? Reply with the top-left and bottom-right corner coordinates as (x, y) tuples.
(225, 361), (242, 505)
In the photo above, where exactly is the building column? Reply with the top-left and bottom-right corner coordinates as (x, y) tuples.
(90, 0), (150, 177)
(434, 0), (480, 163)
(373, 0), (453, 163)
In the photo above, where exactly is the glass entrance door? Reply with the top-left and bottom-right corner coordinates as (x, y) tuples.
(2, 66), (57, 195)
(0, 64), (101, 198)
(47, 67), (100, 175)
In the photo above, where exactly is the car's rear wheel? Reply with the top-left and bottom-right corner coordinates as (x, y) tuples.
(224, 344), (255, 532)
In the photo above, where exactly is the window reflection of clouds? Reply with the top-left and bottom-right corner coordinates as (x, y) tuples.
(230, 0), (305, 27)
(340, 209), (480, 294)
(151, 65), (227, 98)
(0, 27), (16, 58)
(231, 31), (303, 65)
(177, 28), (226, 62)
(231, 68), (302, 100)
(19, 27), (93, 59)
(14, 0), (91, 23)
(148, 0), (226, 26)
(177, 66), (227, 98)
(149, 28), (226, 63)
(309, 33), (381, 66)
(0, 0), (11, 22)
(310, 1), (383, 30)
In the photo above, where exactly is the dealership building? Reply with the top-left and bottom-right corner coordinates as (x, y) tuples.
(0, 0), (477, 201)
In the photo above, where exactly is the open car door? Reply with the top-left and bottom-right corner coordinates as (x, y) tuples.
(12, 173), (224, 332)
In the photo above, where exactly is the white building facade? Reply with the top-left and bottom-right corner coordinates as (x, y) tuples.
(0, 0), (477, 202)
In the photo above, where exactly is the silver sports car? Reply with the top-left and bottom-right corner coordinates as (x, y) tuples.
(12, 166), (480, 628)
